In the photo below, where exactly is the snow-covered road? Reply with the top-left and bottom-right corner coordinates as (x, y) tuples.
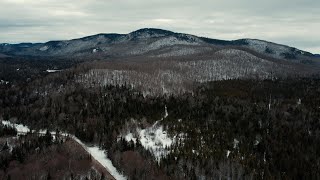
(72, 136), (126, 180)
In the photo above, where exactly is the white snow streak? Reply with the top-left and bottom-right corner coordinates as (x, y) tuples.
(227, 150), (231, 158)
(46, 69), (61, 73)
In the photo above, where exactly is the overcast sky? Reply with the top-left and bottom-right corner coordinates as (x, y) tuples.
(0, 0), (319, 53)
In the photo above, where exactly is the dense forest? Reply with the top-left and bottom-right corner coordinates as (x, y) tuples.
(161, 78), (320, 179)
(0, 123), (17, 137)
(1, 63), (320, 179)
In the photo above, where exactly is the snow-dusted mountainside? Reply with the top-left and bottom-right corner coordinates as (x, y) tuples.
(0, 28), (318, 65)
(76, 48), (316, 95)
(240, 39), (314, 60)
(1, 28), (318, 97)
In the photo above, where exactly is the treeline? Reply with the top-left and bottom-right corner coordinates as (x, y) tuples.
(0, 132), (103, 180)
(0, 131), (55, 170)
(0, 56), (82, 84)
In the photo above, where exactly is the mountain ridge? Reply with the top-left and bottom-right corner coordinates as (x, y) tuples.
(0, 28), (317, 62)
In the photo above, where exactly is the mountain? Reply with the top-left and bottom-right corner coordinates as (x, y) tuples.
(0, 28), (319, 95)
(0, 28), (318, 64)
(1, 28), (320, 179)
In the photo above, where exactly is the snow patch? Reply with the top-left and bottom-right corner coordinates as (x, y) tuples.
(0, 80), (9, 85)
(2, 120), (30, 135)
(192, 149), (199, 156)
(297, 98), (301, 105)
(164, 105), (168, 119)
(233, 139), (239, 149)
(140, 126), (173, 159)
(125, 133), (136, 143)
(122, 106), (183, 162)
(39, 46), (49, 51)
(46, 69), (61, 73)
(227, 150), (231, 158)
(254, 140), (260, 146)
(124, 123), (177, 162)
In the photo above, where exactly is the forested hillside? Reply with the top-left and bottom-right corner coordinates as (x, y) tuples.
(1, 63), (320, 179)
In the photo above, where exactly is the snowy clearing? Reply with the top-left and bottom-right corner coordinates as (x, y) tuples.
(122, 106), (184, 162)
(124, 123), (177, 162)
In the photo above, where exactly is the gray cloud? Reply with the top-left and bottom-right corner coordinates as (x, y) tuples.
(0, 0), (319, 53)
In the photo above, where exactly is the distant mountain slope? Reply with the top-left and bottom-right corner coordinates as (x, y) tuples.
(0, 28), (318, 65)
(75, 50), (317, 95)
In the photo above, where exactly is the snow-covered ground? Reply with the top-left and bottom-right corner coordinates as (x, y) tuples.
(122, 106), (184, 162)
(1, 120), (126, 180)
(136, 125), (174, 161)
(123, 123), (176, 161)
(1, 120), (66, 137)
